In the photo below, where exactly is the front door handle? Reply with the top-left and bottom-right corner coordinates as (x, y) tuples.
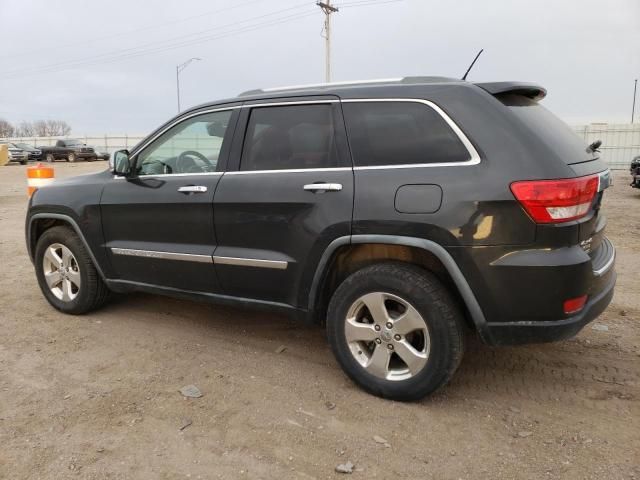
(303, 183), (343, 192)
(178, 185), (208, 194)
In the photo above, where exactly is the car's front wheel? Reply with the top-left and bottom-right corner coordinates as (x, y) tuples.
(326, 262), (465, 401)
(45, 153), (54, 163)
(34, 226), (110, 314)
(67, 153), (76, 162)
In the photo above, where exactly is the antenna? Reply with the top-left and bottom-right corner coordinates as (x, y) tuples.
(462, 49), (484, 81)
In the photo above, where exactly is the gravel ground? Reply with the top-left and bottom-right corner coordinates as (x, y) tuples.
(0, 162), (638, 479)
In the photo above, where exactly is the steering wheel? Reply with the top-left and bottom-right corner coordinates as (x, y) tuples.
(176, 150), (212, 173)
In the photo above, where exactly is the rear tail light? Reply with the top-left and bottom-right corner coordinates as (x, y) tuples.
(563, 295), (588, 315)
(510, 175), (599, 223)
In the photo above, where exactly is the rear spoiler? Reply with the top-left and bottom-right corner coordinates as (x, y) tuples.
(474, 82), (547, 101)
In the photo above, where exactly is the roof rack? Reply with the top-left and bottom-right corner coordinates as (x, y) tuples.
(239, 77), (406, 96)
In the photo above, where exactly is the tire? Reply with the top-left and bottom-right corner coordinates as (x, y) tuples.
(34, 225), (110, 314)
(20, 160), (26, 165)
(326, 262), (465, 401)
(68, 152), (76, 162)
(45, 153), (55, 163)
(87, 156), (95, 162)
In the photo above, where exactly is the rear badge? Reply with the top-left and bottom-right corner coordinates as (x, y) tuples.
(580, 237), (593, 254)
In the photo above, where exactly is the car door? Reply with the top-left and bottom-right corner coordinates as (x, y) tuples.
(101, 106), (239, 293)
(213, 97), (354, 307)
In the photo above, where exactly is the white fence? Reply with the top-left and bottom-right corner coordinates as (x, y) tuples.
(572, 123), (640, 169)
(3, 123), (639, 170)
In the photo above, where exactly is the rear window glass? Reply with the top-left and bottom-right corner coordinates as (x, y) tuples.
(497, 94), (595, 164)
(342, 101), (470, 167)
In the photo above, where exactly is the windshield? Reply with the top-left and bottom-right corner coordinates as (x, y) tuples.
(498, 94), (597, 165)
(66, 139), (83, 146)
(16, 143), (31, 149)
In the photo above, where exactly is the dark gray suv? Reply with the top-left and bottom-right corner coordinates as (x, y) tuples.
(26, 77), (616, 400)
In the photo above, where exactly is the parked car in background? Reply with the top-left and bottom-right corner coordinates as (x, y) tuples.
(630, 155), (640, 189)
(12, 142), (42, 161)
(2, 143), (29, 165)
(38, 139), (97, 163)
(94, 148), (110, 161)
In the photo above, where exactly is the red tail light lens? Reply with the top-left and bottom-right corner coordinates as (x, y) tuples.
(510, 175), (599, 224)
(563, 295), (587, 315)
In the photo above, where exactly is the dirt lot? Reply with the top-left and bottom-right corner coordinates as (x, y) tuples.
(0, 162), (638, 479)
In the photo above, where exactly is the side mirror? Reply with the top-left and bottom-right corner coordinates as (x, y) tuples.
(111, 149), (133, 176)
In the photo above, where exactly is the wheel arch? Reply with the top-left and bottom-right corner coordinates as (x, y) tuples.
(28, 213), (107, 281)
(308, 235), (490, 341)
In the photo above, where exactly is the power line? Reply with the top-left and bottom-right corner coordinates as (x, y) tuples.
(0, 5), (317, 79)
(0, 0), (271, 60)
(337, 0), (404, 8)
(0, 0), (403, 80)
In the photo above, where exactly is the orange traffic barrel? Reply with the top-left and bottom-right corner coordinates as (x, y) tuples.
(27, 163), (55, 197)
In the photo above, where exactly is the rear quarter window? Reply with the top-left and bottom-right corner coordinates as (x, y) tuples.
(342, 101), (471, 167)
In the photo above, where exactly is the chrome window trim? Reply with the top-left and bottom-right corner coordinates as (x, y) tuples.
(111, 247), (213, 263)
(226, 167), (351, 176)
(117, 97), (480, 180)
(213, 256), (288, 270)
(341, 98), (481, 168)
(114, 171), (223, 180)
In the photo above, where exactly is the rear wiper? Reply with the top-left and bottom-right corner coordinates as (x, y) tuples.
(586, 140), (602, 154)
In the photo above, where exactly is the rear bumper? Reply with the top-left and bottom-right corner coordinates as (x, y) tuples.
(483, 270), (615, 345)
(460, 236), (617, 346)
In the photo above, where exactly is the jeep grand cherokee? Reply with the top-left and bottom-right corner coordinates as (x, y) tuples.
(26, 77), (616, 401)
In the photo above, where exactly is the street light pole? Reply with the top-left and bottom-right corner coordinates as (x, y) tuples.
(176, 57), (202, 113)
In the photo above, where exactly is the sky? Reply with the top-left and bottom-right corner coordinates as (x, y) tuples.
(1, 0), (639, 135)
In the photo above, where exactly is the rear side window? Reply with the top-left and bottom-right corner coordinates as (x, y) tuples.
(342, 101), (470, 167)
(241, 104), (338, 171)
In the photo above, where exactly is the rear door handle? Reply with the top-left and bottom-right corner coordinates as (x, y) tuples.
(178, 185), (208, 194)
(303, 183), (342, 192)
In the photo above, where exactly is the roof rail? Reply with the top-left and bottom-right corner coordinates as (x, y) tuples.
(239, 78), (405, 96)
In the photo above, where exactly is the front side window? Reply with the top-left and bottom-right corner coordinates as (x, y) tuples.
(241, 104), (338, 171)
(136, 110), (232, 176)
(342, 101), (470, 167)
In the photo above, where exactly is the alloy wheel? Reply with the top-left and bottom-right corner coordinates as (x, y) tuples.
(42, 243), (81, 302)
(344, 292), (430, 381)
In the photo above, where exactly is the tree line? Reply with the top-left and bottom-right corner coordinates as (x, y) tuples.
(0, 118), (72, 138)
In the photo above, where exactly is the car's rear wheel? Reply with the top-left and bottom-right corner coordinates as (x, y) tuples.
(35, 226), (110, 314)
(67, 153), (76, 162)
(45, 153), (54, 163)
(326, 262), (465, 401)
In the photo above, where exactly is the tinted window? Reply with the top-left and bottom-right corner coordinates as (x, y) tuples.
(498, 94), (596, 165)
(136, 110), (232, 176)
(241, 104), (338, 171)
(342, 102), (470, 166)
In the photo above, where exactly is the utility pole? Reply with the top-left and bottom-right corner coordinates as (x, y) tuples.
(317, 1), (338, 83)
(176, 57), (201, 113)
(632, 79), (638, 124)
